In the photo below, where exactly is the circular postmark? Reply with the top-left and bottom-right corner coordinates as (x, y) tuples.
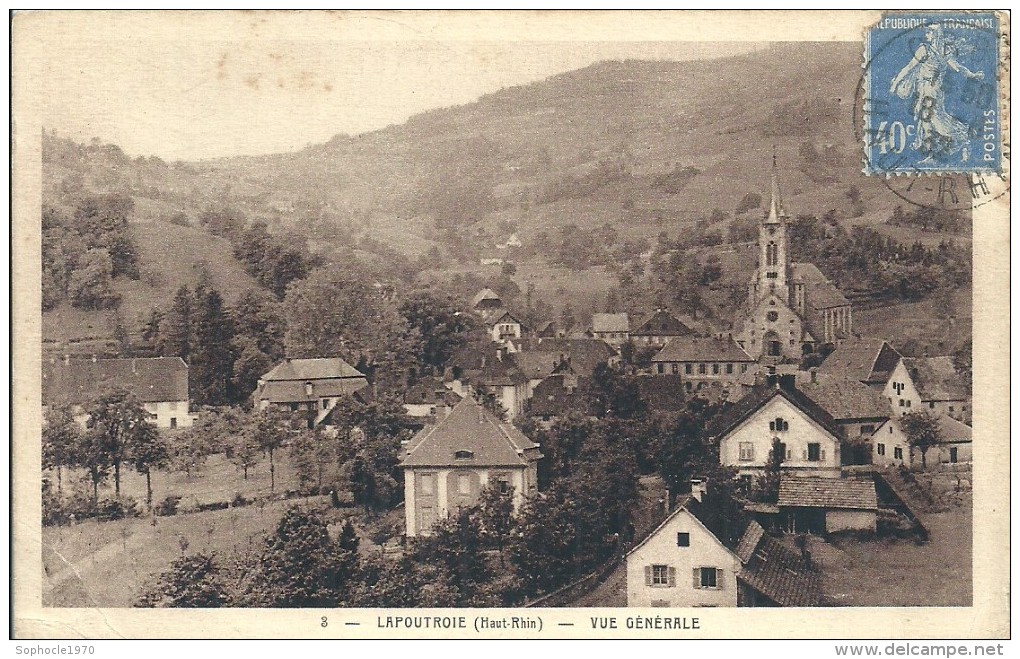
(853, 16), (1008, 211)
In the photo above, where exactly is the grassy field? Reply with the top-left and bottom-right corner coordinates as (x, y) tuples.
(853, 285), (972, 356)
(50, 451), (303, 512)
(813, 493), (972, 607)
(42, 496), (330, 607)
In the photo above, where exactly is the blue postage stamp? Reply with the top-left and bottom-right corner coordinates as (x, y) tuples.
(864, 12), (1001, 175)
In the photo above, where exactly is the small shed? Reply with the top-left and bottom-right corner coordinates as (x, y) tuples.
(777, 477), (878, 534)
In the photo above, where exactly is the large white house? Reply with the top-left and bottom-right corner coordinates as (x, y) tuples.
(399, 397), (542, 537)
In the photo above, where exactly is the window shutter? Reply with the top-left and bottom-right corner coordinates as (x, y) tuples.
(645, 565), (652, 586)
(716, 569), (724, 589)
(667, 567), (677, 588)
(821, 448), (827, 461)
(802, 449), (808, 460)
(693, 568), (700, 589)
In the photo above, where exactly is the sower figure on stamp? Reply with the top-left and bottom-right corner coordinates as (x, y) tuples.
(889, 24), (984, 164)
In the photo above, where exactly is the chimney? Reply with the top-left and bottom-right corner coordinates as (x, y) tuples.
(779, 374), (797, 391)
(690, 478), (707, 502)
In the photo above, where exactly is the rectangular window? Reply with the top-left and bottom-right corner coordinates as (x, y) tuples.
(906, 400), (911, 408)
(899, 399), (905, 407)
(712, 363), (720, 375)
(677, 532), (690, 547)
(657, 364), (664, 374)
(726, 363), (733, 375)
(807, 443), (821, 461)
(739, 442), (754, 461)
(894, 447), (903, 460)
(698, 364), (707, 375)
(651, 565), (670, 586)
(698, 567), (719, 589)
(322, 398), (330, 410)
(458, 473), (472, 495)
(420, 473), (436, 496)
(930, 402), (936, 409)
(741, 364), (748, 373)
(169, 417), (177, 429)
(685, 364), (693, 375)
(671, 363), (679, 374)
(877, 443), (886, 456)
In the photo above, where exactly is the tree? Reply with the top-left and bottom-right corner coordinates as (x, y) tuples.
(507, 485), (579, 598)
(84, 388), (158, 497)
(68, 248), (119, 310)
(755, 438), (784, 503)
(901, 410), (944, 469)
(42, 407), (81, 494)
(241, 506), (359, 607)
(129, 423), (170, 507)
(158, 285), (192, 361)
(399, 290), (476, 372)
(477, 483), (515, 547)
(252, 408), (291, 493)
(189, 286), (236, 405)
(136, 553), (230, 608)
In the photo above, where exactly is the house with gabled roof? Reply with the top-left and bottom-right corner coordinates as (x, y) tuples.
(399, 397), (542, 536)
(818, 338), (920, 417)
(482, 308), (527, 345)
(590, 312), (630, 346)
(42, 356), (192, 429)
(630, 309), (695, 347)
(710, 377), (843, 482)
(902, 356), (971, 423)
(651, 336), (756, 398)
(471, 287), (503, 312)
(254, 357), (369, 427)
(626, 489), (821, 607)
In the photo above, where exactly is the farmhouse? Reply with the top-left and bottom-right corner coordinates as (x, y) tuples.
(902, 356), (971, 423)
(818, 338), (921, 417)
(253, 357), (369, 427)
(399, 397), (542, 537)
(42, 356), (192, 429)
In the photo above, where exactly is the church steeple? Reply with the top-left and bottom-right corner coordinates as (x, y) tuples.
(765, 147), (786, 225)
(750, 151), (791, 307)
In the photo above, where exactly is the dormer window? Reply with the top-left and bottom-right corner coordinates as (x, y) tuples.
(454, 450), (474, 460)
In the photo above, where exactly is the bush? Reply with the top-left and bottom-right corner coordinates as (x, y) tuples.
(97, 496), (140, 521)
(155, 495), (182, 517)
(230, 493), (251, 508)
(195, 501), (230, 513)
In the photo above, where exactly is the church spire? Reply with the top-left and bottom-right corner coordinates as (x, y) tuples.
(765, 147), (785, 225)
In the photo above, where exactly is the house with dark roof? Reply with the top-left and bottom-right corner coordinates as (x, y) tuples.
(472, 288), (503, 311)
(590, 312), (630, 346)
(626, 489), (821, 607)
(254, 357), (369, 427)
(482, 309), (527, 345)
(528, 374), (586, 421)
(630, 309), (695, 347)
(651, 336), (756, 398)
(818, 338), (919, 418)
(443, 343), (529, 419)
(528, 337), (618, 376)
(402, 377), (462, 422)
(399, 397), (542, 536)
(42, 356), (192, 429)
(710, 378), (843, 482)
(903, 356), (971, 423)
(777, 476), (878, 534)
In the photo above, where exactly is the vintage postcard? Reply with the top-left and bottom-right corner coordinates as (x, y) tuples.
(11, 10), (1010, 640)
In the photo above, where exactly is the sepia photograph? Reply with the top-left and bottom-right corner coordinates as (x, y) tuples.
(11, 9), (1009, 640)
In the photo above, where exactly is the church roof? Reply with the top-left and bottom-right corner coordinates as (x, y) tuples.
(791, 262), (850, 309)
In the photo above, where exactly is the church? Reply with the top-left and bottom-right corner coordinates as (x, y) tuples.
(737, 158), (852, 361)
